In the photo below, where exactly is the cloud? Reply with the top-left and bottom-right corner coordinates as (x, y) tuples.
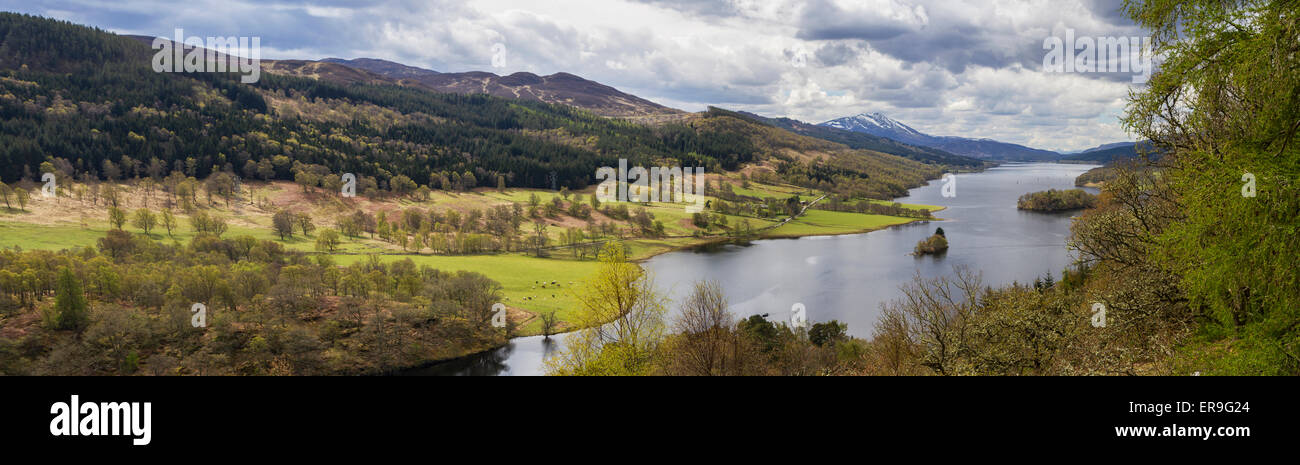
(813, 42), (862, 67)
(0, 0), (1148, 150)
(627, 0), (743, 19)
(795, 0), (929, 41)
(1082, 0), (1131, 25)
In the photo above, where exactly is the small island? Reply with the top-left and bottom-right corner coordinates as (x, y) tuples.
(914, 227), (949, 256)
(1017, 189), (1098, 212)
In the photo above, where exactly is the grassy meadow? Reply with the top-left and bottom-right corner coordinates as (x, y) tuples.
(0, 177), (941, 336)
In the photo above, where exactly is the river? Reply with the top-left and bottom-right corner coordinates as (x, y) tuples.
(406, 162), (1100, 376)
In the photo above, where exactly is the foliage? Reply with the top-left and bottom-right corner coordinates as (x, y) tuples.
(0, 13), (943, 202)
(52, 267), (88, 330)
(1016, 189), (1098, 212)
(1074, 166), (1116, 187)
(1122, 0), (1300, 373)
(546, 242), (666, 375)
(0, 231), (508, 375)
(913, 234), (948, 256)
(808, 320), (848, 347)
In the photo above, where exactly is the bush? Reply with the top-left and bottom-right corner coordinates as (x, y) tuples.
(809, 320), (848, 347)
(914, 234), (948, 255)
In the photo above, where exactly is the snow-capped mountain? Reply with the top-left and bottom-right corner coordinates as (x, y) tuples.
(822, 112), (931, 146)
(819, 112), (1061, 161)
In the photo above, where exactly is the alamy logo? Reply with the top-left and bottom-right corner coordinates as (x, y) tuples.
(595, 159), (706, 213)
(941, 173), (957, 198)
(341, 173), (357, 198)
(790, 46), (809, 68)
(491, 303), (507, 328)
(790, 303), (807, 329)
(50, 395), (152, 446)
(491, 43), (507, 68)
(1091, 302), (1107, 328)
(152, 28), (261, 83)
(1043, 28), (1153, 84)
(191, 303), (207, 328)
(41, 172), (57, 198)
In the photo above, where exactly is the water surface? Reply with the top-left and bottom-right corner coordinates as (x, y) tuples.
(409, 162), (1099, 376)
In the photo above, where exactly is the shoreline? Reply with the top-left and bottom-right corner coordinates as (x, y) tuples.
(403, 204), (951, 374)
(631, 204), (949, 262)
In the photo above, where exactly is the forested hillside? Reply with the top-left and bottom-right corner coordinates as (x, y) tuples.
(0, 13), (944, 201)
(316, 57), (682, 118)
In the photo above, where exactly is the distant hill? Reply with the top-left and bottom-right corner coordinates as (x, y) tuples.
(311, 57), (683, 118)
(1, 13), (943, 201)
(1067, 141), (1135, 154)
(1060, 141), (1161, 163)
(733, 110), (985, 168)
(928, 136), (1060, 162)
(120, 40), (683, 119)
(323, 57), (440, 79)
(125, 36), (401, 88)
(820, 112), (1061, 162)
(260, 59), (395, 86)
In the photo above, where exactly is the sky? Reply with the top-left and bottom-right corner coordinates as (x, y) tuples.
(2, 0), (1152, 152)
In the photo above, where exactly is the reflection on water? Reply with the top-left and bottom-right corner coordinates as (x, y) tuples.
(403, 335), (558, 376)
(408, 162), (1099, 376)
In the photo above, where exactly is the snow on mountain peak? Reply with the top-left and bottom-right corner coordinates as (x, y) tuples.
(831, 112), (919, 136)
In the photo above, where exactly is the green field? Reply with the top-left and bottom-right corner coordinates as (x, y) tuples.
(731, 183), (817, 201)
(765, 209), (920, 237)
(868, 199), (945, 211)
(484, 186), (784, 238)
(0, 179), (946, 337)
(331, 252), (599, 335)
(0, 220), (388, 254)
(623, 236), (707, 260)
(0, 219), (598, 335)
(0, 221), (105, 250)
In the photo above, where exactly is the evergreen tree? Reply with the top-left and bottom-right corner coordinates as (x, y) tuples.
(54, 267), (89, 330)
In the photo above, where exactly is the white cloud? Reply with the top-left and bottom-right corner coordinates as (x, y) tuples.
(6, 0), (1148, 150)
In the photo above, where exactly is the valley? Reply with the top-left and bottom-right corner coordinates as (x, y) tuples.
(1, 0), (1295, 379)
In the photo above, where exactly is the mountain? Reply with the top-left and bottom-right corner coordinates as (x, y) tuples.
(1061, 141), (1160, 164)
(819, 112), (1060, 162)
(307, 57), (683, 119)
(119, 39), (683, 119)
(928, 137), (1060, 162)
(260, 59), (396, 86)
(1068, 141), (1135, 154)
(733, 110), (984, 168)
(822, 112), (931, 146)
(0, 13), (941, 201)
(124, 36), (402, 87)
(322, 57), (440, 79)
